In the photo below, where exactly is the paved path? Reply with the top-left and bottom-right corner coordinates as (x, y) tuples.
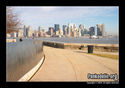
(30, 46), (119, 81)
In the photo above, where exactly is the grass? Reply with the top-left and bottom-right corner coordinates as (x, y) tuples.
(90, 53), (119, 60)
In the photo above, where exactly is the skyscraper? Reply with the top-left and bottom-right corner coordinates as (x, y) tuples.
(78, 28), (81, 37)
(102, 24), (105, 36)
(68, 23), (73, 37)
(18, 29), (23, 38)
(49, 27), (54, 36)
(38, 26), (43, 37)
(79, 24), (84, 36)
(79, 24), (84, 30)
(89, 27), (95, 36)
(59, 29), (63, 36)
(63, 25), (67, 35)
(38, 26), (42, 33)
(94, 26), (97, 36)
(54, 24), (60, 33)
(65, 27), (68, 37)
(24, 25), (28, 37)
(73, 24), (78, 31)
(97, 24), (105, 36)
(27, 26), (33, 37)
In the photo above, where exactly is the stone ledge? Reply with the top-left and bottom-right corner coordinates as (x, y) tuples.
(43, 41), (119, 52)
(6, 39), (16, 42)
(18, 55), (45, 81)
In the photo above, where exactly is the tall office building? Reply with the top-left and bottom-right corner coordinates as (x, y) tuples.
(24, 25), (28, 37)
(11, 32), (17, 38)
(78, 28), (81, 37)
(38, 26), (43, 37)
(83, 28), (89, 35)
(34, 30), (39, 37)
(49, 27), (54, 36)
(73, 24), (78, 31)
(63, 25), (67, 35)
(28, 26), (33, 37)
(94, 26), (97, 36)
(25, 26), (29, 37)
(18, 29), (23, 38)
(38, 26), (42, 33)
(65, 27), (68, 37)
(102, 24), (105, 36)
(97, 24), (105, 36)
(68, 23), (73, 37)
(56, 30), (60, 36)
(59, 29), (63, 36)
(54, 24), (60, 33)
(89, 27), (95, 36)
(79, 24), (85, 36)
(79, 24), (84, 30)
(73, 31), (77, 37)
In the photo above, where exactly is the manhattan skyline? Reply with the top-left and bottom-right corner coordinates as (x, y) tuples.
(10, 6), (119, 36)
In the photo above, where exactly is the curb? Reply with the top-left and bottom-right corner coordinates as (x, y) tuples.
(18, 55), (45, 81)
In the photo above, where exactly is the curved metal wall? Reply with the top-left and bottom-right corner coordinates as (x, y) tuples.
(6, 40), (44, 81)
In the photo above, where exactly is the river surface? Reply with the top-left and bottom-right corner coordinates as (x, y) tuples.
(38, 37), (119, 44)
(7, 37), (119, 44)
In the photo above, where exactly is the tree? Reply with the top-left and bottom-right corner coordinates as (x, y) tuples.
(6, 7), (21, 33)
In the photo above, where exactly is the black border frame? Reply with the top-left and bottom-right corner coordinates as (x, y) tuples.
(0, 0), (120, 87)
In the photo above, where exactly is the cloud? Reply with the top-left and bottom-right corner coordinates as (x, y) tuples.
(12, 6), (118, 30)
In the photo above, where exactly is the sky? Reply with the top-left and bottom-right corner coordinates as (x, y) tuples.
(10, 6), (119, 35)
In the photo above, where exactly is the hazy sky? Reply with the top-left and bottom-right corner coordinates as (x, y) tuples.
(10, 6), (119, 35)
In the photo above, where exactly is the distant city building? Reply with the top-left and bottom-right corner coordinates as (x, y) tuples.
(79, 24), (84, 30)
(94, 26), (97, 36)
(11, 32), (17, 38)
(49, 27), (54, 36)
(23, 25), (33, 37)
(78, 28), (81, 37)
(73, 24), (77, 31)
(64, 27), (68, 37)
(56, 30), (60, 36)
(97, 24), (105, 36)
(34, 30), (39, 37)
(102, 24), (106, 36)
(54, 24), (60, 33)
(79, 24), (84, 36)
(73, 24), (78, 31)
(68, 23), (73, 37)
(18, 29), (23, 38)
(6, 33), (11, 38)
(38, 26), (43, 37)
(27, 26), (33, 37)
(20, 23), (106, 38)
(82, 28), (89, 36)
(73, 31), (77, 37)
(63, 25), (67, 35)
(38, 26), (42, 32)
(89, 27), (95, 36)
(59, 29), (63, 36)
(24, 25), (28, 37)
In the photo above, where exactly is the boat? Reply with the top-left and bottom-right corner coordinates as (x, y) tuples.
(90, 35), (99, 39)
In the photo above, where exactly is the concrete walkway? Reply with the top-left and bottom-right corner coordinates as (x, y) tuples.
(30, 46), (119, 81)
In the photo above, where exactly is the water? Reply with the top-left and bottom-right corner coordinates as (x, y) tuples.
(39, 37), (119, 44)
(7, 37), (119, 44)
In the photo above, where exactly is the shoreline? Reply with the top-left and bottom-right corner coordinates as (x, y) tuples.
(43, 41), (119, 52)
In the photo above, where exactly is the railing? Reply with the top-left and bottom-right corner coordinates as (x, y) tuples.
(6, 40), (44, 81)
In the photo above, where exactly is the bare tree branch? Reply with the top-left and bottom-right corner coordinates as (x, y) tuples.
(6, 7), (21, 33)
